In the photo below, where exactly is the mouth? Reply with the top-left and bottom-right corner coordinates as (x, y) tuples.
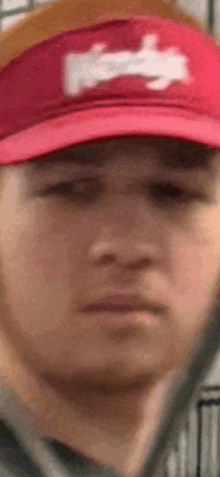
(83, 304), (162, 314)
(81, 296), (166, 330)
(81, 307), (163, 334)
(81, 294), (166, 332)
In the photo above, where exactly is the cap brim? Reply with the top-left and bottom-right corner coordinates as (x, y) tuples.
(2, 105), (220, 164)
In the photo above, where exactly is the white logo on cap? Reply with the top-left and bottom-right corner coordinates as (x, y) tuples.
(64, 33), (191, 96)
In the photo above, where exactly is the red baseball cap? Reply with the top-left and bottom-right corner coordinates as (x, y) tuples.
(1, 0), (220, 164)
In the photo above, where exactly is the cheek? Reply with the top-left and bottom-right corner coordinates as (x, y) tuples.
(0, 197), (88, 280)
(170, 221), (220, 358)
(0, 208), (86, 337)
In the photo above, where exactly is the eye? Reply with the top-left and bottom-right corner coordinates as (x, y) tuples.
(44, 182), (73, 195)
(39, 179), (101, 202)
(150, 182), (196, 206)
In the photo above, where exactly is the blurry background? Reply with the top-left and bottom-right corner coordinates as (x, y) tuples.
(1, 0), (220, 474)
(0, 0), (219, 32)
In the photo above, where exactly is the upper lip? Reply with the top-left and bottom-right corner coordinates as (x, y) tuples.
(81, 294), (165, 313)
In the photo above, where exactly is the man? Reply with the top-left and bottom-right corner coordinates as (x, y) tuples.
(0, 0), (220, 476)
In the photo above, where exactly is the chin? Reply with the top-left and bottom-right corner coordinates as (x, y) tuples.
(40, 353), (175, 400)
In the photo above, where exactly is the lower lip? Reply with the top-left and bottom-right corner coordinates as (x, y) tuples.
(83, 309), (162, 327)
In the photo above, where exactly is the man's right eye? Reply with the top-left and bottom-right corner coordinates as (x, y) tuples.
(42, 182), (74, 196)
(38, 180), (101, 202)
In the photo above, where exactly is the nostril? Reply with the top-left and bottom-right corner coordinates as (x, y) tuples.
(99, 255), (115, 265)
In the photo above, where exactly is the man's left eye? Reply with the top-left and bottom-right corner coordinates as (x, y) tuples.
(149, 182), (196, 205)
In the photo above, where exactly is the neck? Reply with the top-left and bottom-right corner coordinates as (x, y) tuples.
(0, 332), (176, 477)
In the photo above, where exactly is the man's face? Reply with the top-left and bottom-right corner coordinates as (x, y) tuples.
(0, 137), (220, 398)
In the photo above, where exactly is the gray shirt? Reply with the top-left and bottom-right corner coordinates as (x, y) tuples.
(0, 386), (118, 477)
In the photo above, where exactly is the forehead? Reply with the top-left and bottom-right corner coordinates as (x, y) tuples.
(29, 136), (219, 173)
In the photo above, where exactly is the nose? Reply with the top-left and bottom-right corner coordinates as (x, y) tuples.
(89, 237), (160, 270)
(88, 191), (162, 270)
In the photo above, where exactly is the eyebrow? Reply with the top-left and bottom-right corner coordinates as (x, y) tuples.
(29, 139), (219, 174)
(155, 140), (218, 173)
